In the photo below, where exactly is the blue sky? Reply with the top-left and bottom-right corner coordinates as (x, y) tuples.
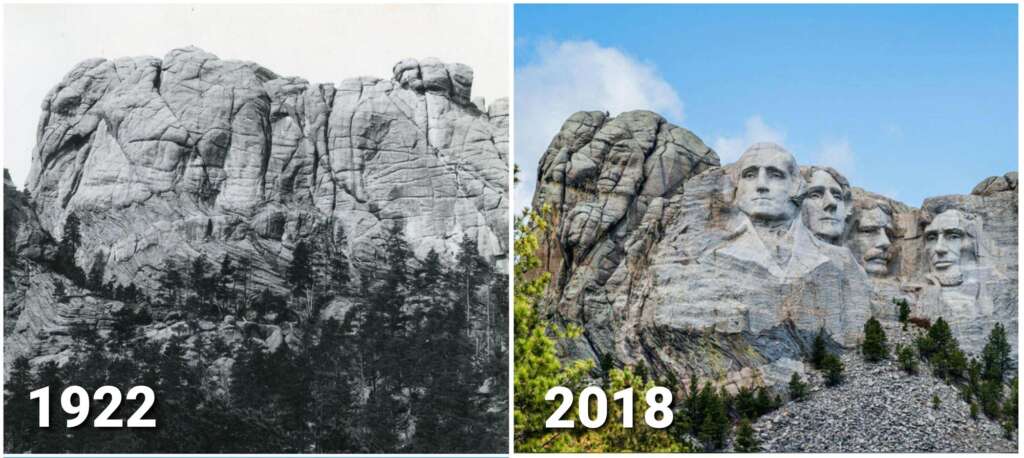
(514, 4), (1018, 209)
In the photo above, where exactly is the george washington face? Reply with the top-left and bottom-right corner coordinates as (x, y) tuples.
(734, 144), (800, 223)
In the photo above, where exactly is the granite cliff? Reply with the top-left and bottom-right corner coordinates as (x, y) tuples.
(532, 110), (1017, 393)
(5, 47), (508, 366)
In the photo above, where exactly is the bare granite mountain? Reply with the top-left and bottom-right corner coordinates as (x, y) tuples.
(532, 110), (1017, 393)
(5, 47), (508, 366)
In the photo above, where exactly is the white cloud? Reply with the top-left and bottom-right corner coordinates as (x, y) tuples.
(514, 40), (683, 210)
(814, 137), (856, 180)
(712, 115), (786, 164)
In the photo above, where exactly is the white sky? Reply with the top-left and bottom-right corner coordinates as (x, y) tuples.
(3, 3), (510, 188)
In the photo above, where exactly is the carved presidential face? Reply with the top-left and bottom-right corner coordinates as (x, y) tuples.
(734, 146), (800, 222)
(924, 209), (970, 286)
(851, 207), (894, 276)
(802, 169), (850, 243)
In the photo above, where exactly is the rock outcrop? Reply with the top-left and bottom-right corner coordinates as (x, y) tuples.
(532, 110), (1017, 392)
(753, 321), (1016, 453)
(6, 47), (508, 364)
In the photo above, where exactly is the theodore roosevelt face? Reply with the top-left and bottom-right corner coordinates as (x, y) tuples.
(851, 206), (894, 276)
(734, 145), (800, 222)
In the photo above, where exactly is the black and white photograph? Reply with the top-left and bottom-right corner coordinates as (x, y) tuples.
(3, 3), (510, 453)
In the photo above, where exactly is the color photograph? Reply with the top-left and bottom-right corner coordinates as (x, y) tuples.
(513, 3), (1018, 452)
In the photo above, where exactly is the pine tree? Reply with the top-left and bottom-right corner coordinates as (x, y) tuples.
(931, 394), (941, 410)
(217, 254), (236, 313)
(898, 345), (918, 375)
(309, 318), (356, 452)
(4, 356), (37, 452)
(329, 226), (351, 296)
(916, 317), (967, 381)
(55, 212), (85, 284)
(978, 379), (1003, 419)
(861, 316), (888, 362)
(412, 247), (485, 452)
(456, 234), (492, 357)
(189, 254), (212, 300)
(159, 259), (185, 307)
(981, 323), (1011, 383)
(822, 354), (845, 387)
(32, 362), (66, 451)
(513, 208), (600, 451)
(734, 418), (760, 452)
(87, 250), (107, 293)
(234, 256), (253, 315)
(895, 298), (911, 329)
(1002, 377), (1018, 435)
(357, 222), (415, 452)
(810, 327), (828, 369)
(753, 386), (778, 415)
(789, 372), (808, 401)
(287, 241), (313, 295)
(698, 389), (729, 451)
(287, 240), (317, 320)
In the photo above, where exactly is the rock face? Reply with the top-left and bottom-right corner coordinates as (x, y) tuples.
(6, 47), (507, 364)
(532, 110), (1017, 391)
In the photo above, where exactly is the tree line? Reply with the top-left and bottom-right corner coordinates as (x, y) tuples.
(5, 215), (507, 453)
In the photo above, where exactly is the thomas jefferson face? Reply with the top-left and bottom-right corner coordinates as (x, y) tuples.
(924, 209), (969, 286)
(803, 170), (849, 243)
(735, 146), (800, 222)
(851, 207), (894, 276)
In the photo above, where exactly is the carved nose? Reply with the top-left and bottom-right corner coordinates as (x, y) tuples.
(874, 231), (891, 250)
(823, 194), (837, 212)
(934, 237), (949, 255)
(756, 171), (769, 193)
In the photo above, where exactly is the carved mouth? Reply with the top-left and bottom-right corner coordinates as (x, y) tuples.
(864, 250), (891, 264)
(933, 261), (954, 269)
(819, 217), (839, 223)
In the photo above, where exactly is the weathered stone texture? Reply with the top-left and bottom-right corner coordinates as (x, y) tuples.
(532, 110), (1017, 390)
(7, 48), (507, 364)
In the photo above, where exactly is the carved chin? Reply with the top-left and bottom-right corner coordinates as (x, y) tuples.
(743, 201), (794, 221)
(864, 260), (889, 275)
(934, 271), (964, 287)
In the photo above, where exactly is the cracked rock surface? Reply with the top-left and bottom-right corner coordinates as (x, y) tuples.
(7, 47), (507, 364)
(531, 109), (1016, 400)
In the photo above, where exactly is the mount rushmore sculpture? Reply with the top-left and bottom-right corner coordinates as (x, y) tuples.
(532, 110), (1017, 392)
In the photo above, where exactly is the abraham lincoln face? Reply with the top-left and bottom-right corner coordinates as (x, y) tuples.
(924, 209), (972, 286)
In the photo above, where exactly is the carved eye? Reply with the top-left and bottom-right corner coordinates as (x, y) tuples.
(769, 170), (785, 179)
(742, 170), (757, 179)
(948, 233), (962, 241)
(831, 190), (843, 200)
(808, 191), (822, 199)
(926, 233), (938, 242)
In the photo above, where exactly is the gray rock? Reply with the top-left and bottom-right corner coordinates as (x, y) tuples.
(5, 47), (508, 365)
(531, 110), (1017, 393)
